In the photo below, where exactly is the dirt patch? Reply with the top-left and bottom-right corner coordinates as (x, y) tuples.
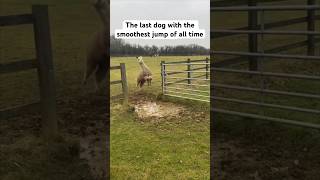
(79, 119), (106, 179)
(134, 100), (185, 119)
(58, 93), (108, 180)
(213, 124), (320, 180)
(1, 92), (108, 180)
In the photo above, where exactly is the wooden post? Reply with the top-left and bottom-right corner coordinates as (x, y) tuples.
(187, 58), (191, 84)
(161, 61), (165, 94)
(205, 58), (209, 79)
(120, 63), (128, 105)
(248, 0), (259, 71)
(32, 5), (58, 140)
(307, 0), (316, 56)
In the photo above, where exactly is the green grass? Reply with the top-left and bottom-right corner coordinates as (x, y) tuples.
(110, 56), (210, 179)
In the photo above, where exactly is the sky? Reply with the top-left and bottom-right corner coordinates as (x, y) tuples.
(111, 0), (210, 48)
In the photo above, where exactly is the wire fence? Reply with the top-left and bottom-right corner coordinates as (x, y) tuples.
(161, 58), (210, 102)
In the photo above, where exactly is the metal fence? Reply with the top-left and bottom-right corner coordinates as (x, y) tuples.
(110, 63), (129, 104)
(161, 58), (210, 102)
(211, 3), (320, 129)
(212, 0), (320, 68)
(0, 5), (58, 139)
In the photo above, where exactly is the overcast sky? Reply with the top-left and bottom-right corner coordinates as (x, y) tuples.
(111, 0), (210, 48)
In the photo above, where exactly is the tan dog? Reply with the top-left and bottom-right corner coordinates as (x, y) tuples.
(137, 56), (152, 88)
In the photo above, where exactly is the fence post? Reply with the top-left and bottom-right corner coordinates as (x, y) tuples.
(120, 63), (128, 105)
(248, 0), (259, 71)
(307, 0), (316, 56)
(205, 58), (209, 79)
(161, 61), (165, 94)
(32, 5), (58, 140)
(187, 58), (191, 84)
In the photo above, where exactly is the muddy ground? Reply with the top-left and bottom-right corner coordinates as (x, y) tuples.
(212, 119), (320, 180)
(2, 90), (320, 179)
(1, 92), (108, 180)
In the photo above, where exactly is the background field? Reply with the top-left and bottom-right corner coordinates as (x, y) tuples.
(110, 56), (210, 179)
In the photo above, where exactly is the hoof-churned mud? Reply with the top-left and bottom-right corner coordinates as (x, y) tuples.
(134, 100), (185, 119)
(213, 127), (320, 180)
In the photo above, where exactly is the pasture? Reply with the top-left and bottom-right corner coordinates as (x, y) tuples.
(110, 56), (210, 179)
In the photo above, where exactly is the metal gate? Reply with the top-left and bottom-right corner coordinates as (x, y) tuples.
(211, 3), (320, 129)
(161, 59), (210, 102)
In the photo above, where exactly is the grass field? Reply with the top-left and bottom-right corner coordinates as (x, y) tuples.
(110, 56), (210, 179)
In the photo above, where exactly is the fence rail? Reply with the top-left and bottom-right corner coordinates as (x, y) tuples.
(211, 0), (288, 7)
(212, 2), (320, 68)
(110, 63), (128, 104)
(0, 5), (58, 139)
(0, 14), (34, 26)
(161, 59), (210, 102)
(211, 2), (320, 129)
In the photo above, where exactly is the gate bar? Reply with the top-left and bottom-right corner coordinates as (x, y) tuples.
(211, 50), (320, 60)
(166, 86), (209, 93)
(213, 83), (320, 99)
(163, 63), (210, 66)
(211, 5), (320, 11)
(167, 77), (210, 81)
(165, 70), (209, 73)
(212, 96), (320, 114)
(166, 82), (209, 87)
(212, 67), (320, 80)
(213, 16), (320, 39)
(212, 108), (320, 130)
(211, 30), (320, 36)
(166, 90), (210, 98)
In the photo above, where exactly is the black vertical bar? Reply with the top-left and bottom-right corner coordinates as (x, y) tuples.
(187, 58), (191, 84)
(206, 58), (209, 79)
(307, 0), (316, 56)
(248, 0), (259, 71)
(161, 61), (165, 93)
